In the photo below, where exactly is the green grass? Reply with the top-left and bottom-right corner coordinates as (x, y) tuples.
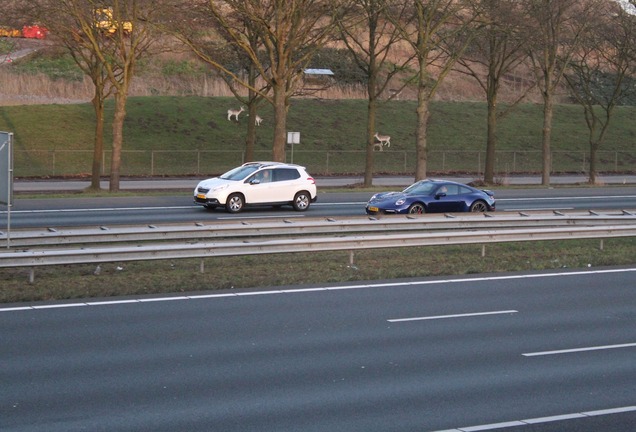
(1, 97), (635, 178)
(2, 238), (635, 303)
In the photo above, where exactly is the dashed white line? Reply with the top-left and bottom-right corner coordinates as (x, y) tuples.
(523, 342), (636, 357)
(431, 405), (636, 431)
(388, 310), (518, 322)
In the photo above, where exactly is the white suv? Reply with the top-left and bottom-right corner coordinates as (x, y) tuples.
(194, 162), (318, 213)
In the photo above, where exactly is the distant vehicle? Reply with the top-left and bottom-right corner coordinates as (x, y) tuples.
(194, 162), (318, 213)
(0, 25), (48, 39)
(0, 27), (21, 38)
(366, 179), (496, 215)
(94, 8), (132, 34)
(21, 25), (48, 39)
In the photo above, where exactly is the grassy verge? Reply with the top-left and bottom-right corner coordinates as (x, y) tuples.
(2, 97), (636, 178)
(2, 238), (635, 304)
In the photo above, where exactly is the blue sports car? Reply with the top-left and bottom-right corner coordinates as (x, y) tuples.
(366, 179), (496, 215)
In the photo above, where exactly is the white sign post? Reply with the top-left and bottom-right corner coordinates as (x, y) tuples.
(287, 132), (300, 164)
(0, 132), (13, 248)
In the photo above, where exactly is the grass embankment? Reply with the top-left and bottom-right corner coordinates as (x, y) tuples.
(1, 97), (635, 178)
(2, 239), (635, 304)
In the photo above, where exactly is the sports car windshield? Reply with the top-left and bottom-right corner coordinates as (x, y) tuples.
(220, 165), (260, 181)
(403, 181), (437, 195)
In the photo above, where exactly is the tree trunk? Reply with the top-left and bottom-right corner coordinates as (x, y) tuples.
(414, 55), (430, 182)
(414, 97), (429, 182)
(272, 83), (287, 162)
(541, 92), (553, 186)
(245, 103), (256, 162)
(484, 67), (499, 184)
(589, 142), (599, 185)
(364, 88), (378, 187)
(245, 65), (258, 162)
(109, 92), (128, 192)
(484, 97), (497, 184)
(89, 93), (105, 191)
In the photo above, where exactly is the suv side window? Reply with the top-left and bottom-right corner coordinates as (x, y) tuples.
(273, 168), (300, 182)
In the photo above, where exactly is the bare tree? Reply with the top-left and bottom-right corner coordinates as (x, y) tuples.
(162, 3), (270, 162)
(10, 1), (114, 190)
(97, 0), (157, 192)
(19, 0), (158, 192)
(391, 0), (480, 182)
(565, 2), (636, 184)
(522, 0), (600, 186)
(169, 0), (347, 163)
(338, 0), (414, 187)
(454, 0), (531, 185)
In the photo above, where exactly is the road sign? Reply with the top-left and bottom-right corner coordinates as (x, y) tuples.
(0, 132), (12, 206)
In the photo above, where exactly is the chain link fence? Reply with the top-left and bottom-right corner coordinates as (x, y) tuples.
(13, 149), (636, 178)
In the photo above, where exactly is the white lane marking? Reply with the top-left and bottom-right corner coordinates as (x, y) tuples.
(0, 202), (365, 216)
(503, 207), (574, 211)
(498, 195), (636, 201)
(523, 342), (636, 357)
(388, 310), (518, 323)
(0, 206), (195, 215)
(430, 405), (636, 432)
(2, 267), (636, 313)
(217, 215), (306, 220)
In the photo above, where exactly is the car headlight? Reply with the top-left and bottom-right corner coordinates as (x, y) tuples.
(212, 184), (229, 192)
(396, 199), (405, 205)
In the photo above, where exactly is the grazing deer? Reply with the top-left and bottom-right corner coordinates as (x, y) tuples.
(374, 132), (391, 148)
(227, 106), (245, 121)
(373, 142), (384, 152)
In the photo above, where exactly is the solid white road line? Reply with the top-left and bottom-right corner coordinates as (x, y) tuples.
(388, 310), (518, 322)
(523, 342), (636, 357)
(430, 405), (636, 432)
(2, 267), (636, 313)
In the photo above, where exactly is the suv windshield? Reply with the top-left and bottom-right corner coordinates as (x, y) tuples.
(220, 164), (262, 181)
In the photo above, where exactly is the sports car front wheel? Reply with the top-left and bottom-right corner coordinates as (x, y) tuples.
(407, 203), (425, 214)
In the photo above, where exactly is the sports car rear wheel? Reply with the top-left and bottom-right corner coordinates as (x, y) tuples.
(470, 200), (488, 212)
(408, 203), (425, 214)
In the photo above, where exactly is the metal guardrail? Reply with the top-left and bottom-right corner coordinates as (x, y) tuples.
(2, 210), (636, 269)
(3, 210), (636, 248)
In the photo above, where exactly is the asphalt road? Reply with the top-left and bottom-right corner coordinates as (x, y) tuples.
(2, 268), (635, 431)
(4, 187), (636, 229)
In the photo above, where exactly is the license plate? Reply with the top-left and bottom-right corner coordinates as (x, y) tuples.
(368, 206), (378, 212)
(196, 194), (206, 199)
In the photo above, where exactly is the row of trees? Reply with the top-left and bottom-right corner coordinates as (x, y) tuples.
(2, 0), (635, 191)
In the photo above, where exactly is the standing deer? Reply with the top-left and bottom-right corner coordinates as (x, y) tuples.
(248, 114), (263, 126)
(227, 106), (245, 121)
(374, 132), (391, 148)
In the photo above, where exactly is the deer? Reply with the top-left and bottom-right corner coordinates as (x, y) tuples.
(374, 132), (391, 148)
(247, 114), (263, 126)
(227, 106), (245, 121)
